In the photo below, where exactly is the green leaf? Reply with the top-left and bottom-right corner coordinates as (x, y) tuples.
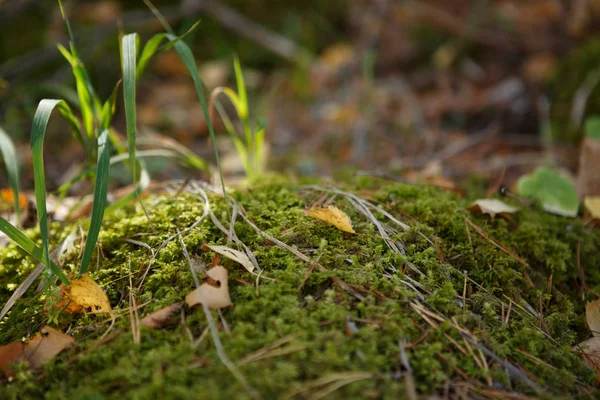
(0, 126), (21, 221)
(30, 99), (71, 285)
(517, 167), (580, 217)
(121, 33), (138, 186)
(584, 116), (600, 140)
(79, 129), (111, 276)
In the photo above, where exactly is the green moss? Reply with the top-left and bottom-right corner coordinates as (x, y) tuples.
(1, 178), (599, 398)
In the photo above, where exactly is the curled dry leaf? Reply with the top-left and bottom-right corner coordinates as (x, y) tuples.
(56, 274), (112, 314)
(205, 244), (255, 273)
(468, 199), (519, 220)
(0, 326), (74, 378)
(584, 197), (600, 219)
(185, 266), (232, 309)
(587, 299), (600, 337)
(574, 337), (600, 375)
(25, 326), (75, 369)
(307, 205), (355, 233)
(141, 303), (183, 329)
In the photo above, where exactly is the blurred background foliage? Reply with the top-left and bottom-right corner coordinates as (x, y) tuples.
(2, 0), (600, 191)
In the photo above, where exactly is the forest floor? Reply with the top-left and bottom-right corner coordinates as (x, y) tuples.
(1, 175), (599, 399)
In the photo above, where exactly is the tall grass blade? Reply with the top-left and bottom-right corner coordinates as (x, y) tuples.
(232, 55), (248, 120)
(137, 21), (202, 78)
(168, 35), (227, 199)
(121, 33), (138, 188)
(31, 99), (73, 284)
(143, 0), (175, 35)
(0, 126), (21, 221)
(79, 129), (110, 275)
(0, 216), (67, 283)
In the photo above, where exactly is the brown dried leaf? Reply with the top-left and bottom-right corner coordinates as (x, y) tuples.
(185, 266), (232, 309)
(140, 303), (183, 329)
(468, 199), (519, 220)
(587, 299), (600, 337)
(56, 274), (112, 314)
(0, 341), (25, 378)
(307, 206), (355, 233)
(205, 244), (255, 273)
(24, 326), (75, 369)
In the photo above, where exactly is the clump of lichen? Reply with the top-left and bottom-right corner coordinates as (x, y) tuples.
(0, 176), (599, 399)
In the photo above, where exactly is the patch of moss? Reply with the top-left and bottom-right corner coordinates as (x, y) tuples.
(0, 177), (599, 398)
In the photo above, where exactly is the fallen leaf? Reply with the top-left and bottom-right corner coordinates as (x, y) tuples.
(185, 266), (232, 309)
(0, 188), (28, 210)
(517, 167), (579, 217)
(574, 336), (600, 374)
(307, 206), (355, 233)
(587, 299), (600, 337)
(205, 244), (255, 273)
(24, 326), (75, 369)
(0, 341), (25, 377)
(468, 199), (519, 220)
(141, 303), (183, 329)
(585, 197), (600, 219)
(0, 326), (74, 378)
(56, 274), (112, 314)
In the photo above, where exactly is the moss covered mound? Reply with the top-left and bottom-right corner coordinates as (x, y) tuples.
(1, 177), (599, 399)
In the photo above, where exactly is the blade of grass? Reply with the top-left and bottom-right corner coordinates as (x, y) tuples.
(137, 34), (167, 78)
(31, 99), (71, 285)
(137, 21), (201, 78)
(0, 126), (21, 221)
(0, 216), (67, 283)
(232, 55), (248, 120)
(79, 129), (110, 276)
(168, 35), (227, 199)
(101, 80), (121, 130)
(143, 0), (175, 35)
(121, 33), (138, 188)
(58, 0), (102, 121)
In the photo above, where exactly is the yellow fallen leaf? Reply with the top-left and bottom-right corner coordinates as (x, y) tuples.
(307, 206), (355, 233)
(185, 266), (232, 309)
(205, 244), (255, 273)
(57, 274), (112, 314)
(584, 197), (600, 219)
(468, 199), (519, 220)
(24, 326), (75, 369)
(587, 299), (600, 337)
